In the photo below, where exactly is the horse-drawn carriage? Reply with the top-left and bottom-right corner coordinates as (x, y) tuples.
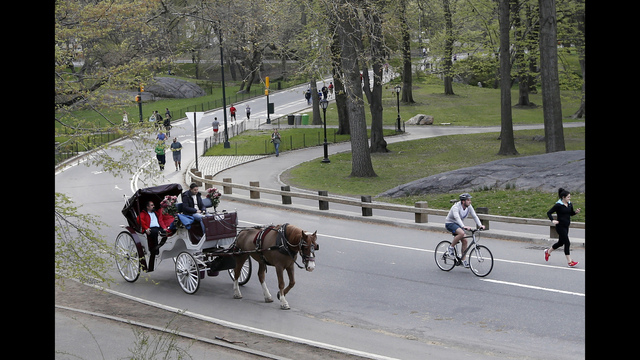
(114, 183), (251, 294)
(115, 183), (319, 310)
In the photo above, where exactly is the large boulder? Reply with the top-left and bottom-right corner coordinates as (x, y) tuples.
(378, 150), (585, 198)
(145, 77), (206, 99)
(406, 114), (434, 125)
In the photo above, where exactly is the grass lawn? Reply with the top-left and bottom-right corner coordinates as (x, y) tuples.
(283, 127), (585, 221)
(277, 75), (586, 221)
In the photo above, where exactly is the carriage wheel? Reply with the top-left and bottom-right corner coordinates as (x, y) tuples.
(114, 231), (141, 282)
(175, 252), (201, 294)
(228, 257), (252, 286)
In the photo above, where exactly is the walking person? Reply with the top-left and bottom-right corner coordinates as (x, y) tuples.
(271, 129), (281, 157)
(544, 188), (581, 267)
(229, 104), (237, 121)
(170, 137), (182, 170)
(246, 104), (251, 120)
(211, 117), (220, 143)
(304, 89), (311, 105)
(155, 141), (166, 171)
(163, 109), (172, 137)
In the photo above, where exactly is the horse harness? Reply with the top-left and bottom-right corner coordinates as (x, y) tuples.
(252, 223), (309, 269)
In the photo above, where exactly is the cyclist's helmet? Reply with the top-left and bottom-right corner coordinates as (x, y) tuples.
(459, 193), (472, 201)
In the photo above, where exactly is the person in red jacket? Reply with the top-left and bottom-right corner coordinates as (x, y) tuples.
(229, 104), (236, 121)
(137, 200), (170, 271)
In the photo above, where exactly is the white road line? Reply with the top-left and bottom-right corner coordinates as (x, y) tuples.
(241, 224), (586, 298)
(480, 279), (585, 297)
(313, 232), (584, 272)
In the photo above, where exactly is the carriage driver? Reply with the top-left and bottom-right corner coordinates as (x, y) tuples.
(137, 200), (170, 271)
(444, 193), (485, 268)
(181, 183), (207, 233)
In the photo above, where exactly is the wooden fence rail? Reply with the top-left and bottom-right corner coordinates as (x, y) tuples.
(189, 171), (585, 239)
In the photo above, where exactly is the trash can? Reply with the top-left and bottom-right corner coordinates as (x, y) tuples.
(301, 114), (309, 125)
(287, 115), (294, 125)
(294, 114), (301, 125)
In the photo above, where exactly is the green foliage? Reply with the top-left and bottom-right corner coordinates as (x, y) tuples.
(54, 193), (113, 284)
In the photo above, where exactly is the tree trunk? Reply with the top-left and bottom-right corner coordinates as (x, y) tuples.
(498, 0), (518, 156)
(513, 0), (532, 107)
(330, 16), (349, 135)
(310, 78), (322, 125)
(337, 2), (376, 178)
(400, 0), (415, 103)
(442, 0), (455, 95)
(362, 9), (388, 153)
(571, 1), (585, 119)
(539, 0), (565, 153)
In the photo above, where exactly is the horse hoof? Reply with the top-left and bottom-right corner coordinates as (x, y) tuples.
(280, 304), (290, 310)
(234, 294), (243, 299)
(265, 298), (273, 303)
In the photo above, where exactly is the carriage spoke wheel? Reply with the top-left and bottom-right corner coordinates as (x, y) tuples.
(114, 231), (141, 282)
(228, 257), (252, 286)
(175, 252), (201, 294)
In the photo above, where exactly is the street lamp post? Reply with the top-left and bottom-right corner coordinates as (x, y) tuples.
(394, 85), (402, 132)
(320, 99), (330, 163)
(219, 29), (231, 148)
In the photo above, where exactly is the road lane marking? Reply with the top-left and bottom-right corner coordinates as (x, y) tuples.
(480, 279), (585, 297)
(242, 222), (585, 271)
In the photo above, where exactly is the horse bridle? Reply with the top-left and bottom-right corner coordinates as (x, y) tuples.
(278, 224), (318, 268)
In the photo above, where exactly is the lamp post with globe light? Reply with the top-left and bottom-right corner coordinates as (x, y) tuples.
(320, 99), (330, 163)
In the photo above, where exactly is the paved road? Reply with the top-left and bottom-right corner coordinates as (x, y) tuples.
(55, 81), (585, 359)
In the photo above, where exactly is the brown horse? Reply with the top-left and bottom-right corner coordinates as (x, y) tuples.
(232, 223), (318, 310)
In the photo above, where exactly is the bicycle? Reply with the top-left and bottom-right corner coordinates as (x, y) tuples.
(434, 228), (494, 277)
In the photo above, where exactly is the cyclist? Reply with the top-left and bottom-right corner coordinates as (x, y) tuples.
(444, 193), (485, 267)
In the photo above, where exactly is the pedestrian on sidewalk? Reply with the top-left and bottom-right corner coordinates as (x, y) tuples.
(271, 129), (281, 157)
(230, 104), (237, 121)
(156, 130), (167, 142)
(211, 117), (220, 143)
(155, 141), (166, 171)
(170, 137), (182, 170)
(246, 104), (251, 120)
(544, 188), (581, 267)
(304, 89), (311, 105)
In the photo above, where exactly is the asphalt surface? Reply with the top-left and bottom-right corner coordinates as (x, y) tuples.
(55, 79), (585, 359)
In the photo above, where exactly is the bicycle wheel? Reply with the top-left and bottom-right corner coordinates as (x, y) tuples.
(434, 240), (456, 271)
(468, 245), (493, 277)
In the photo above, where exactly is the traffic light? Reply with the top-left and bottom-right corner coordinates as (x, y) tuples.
(135, 95), (141, 102)
(140, 84), (145, 92)
(265, 76), (269, 89)
(265, 89), (269, 96)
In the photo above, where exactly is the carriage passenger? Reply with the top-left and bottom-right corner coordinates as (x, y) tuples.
(181, 183), (207, 233)
(137, 200), (171, 271)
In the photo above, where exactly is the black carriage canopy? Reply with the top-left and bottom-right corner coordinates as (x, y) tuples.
(122, 183), (183, 231)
